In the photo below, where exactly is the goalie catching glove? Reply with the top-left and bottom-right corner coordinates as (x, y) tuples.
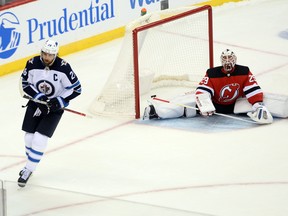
(195, 93), (216, 116)
(247, 102), (273, 124)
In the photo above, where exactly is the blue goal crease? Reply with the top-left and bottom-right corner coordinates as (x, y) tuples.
(136, 115), (282, 133)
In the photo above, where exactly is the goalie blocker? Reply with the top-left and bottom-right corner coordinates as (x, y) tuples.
(195, 93), (215, 116)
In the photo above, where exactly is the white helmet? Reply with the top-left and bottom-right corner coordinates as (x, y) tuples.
(220, 49), (237, 72)
(41, 39), (59, 55)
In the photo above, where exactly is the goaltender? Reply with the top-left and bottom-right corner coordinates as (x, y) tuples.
(143, 49), (286, 124)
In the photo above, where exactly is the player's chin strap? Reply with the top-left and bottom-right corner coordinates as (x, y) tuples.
(152, 96), (265, 125)
(22, 94), (93, 118)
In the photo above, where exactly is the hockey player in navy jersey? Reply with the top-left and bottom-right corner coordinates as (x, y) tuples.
(18, 39), (82, 187)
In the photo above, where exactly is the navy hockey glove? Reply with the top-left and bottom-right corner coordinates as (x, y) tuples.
(48, 97), (69, 112)
(33, 93), (50, 115)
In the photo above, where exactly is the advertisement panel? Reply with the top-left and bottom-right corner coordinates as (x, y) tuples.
(0, 0), (212, 75)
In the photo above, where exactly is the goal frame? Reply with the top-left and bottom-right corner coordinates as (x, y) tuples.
(132, 5), (214, 119)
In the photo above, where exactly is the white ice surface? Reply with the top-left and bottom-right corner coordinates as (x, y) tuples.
(1, 0), (288, 215)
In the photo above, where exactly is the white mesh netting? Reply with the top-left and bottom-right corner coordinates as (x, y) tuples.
(90, 6), (212, 118)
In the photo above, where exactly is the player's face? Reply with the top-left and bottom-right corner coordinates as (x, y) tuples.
(222, 55), (234, 72)
(41, 51), (56, 66)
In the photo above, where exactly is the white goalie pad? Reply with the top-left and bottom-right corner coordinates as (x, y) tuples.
(234, 93), (288, 118)
(149, 93), (197, 119)
(195, 93), (215, 116)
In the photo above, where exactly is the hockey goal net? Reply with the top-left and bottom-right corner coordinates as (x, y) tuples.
(90, 5), (213, 118)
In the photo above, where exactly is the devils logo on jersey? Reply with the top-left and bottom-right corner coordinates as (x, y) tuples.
(36, 80), (55, 97)
(218, 83), (240, 103)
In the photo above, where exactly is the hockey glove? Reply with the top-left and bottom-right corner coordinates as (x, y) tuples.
(33, 93), (50, 116)
(247, 102), (273, 124)
(195, 93), (215, 116)
(48, 97), (69, 112)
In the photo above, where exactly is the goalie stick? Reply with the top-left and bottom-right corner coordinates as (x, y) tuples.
(22, 95), (93, 118)
(152, 96), (260, 124)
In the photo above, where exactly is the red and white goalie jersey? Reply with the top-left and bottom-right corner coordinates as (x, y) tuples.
(195, 65), (263, 113)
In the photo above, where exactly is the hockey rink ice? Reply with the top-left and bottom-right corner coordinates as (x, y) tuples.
(0, 0), (288, 215)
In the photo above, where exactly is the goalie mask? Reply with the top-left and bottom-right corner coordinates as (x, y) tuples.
(221, 49), (237, 72)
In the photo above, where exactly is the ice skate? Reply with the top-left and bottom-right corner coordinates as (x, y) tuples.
(143, 105), (159, 120)
(18, 168), (33, 187)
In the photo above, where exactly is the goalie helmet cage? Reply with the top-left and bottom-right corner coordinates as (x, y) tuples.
(90, 5), (213, 119)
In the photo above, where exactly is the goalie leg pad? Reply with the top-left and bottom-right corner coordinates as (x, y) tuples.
(234, 93), (288, 118)
(143, 101), (184, 119)
(152, 102), (185, 119)
(145, 93), (197, 119)
(184, 107), (197, 117)
(171, 93), (197, 118)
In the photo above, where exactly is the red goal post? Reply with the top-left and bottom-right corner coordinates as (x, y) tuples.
(90, 5), (214, 119)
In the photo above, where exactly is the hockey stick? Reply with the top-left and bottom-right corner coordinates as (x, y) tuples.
(22, 95), (93, 118)
(152, 96), (259, 124)
(19, 77), (93, 118)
